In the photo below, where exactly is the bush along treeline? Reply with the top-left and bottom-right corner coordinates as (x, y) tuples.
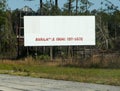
(0, 0), (120, 62)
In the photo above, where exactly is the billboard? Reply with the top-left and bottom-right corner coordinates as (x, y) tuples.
(24, 16), (95, 46)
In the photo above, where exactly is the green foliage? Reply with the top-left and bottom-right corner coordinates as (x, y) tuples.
(0, 0), (6, 26)
(79, 0), (93, 13)
(0, 0), (120, 59)
(0, 0), (6, 11)
(0, 10), (17, 58)
(0, 12), (5, 25)
(36, 55), (50, 61)
(50, 5), (61, 15)
(62, 0), (75, 15)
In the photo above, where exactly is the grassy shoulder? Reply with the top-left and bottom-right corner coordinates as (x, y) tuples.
(0, 59), (120, 86)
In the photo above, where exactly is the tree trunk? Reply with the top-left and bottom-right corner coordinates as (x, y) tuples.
(40, 0), (43, 14)
(50, 46), (53, 60)
(76, 0), (78, 15)
(55, 0), (58, 8)
(69, 0), (71, 15)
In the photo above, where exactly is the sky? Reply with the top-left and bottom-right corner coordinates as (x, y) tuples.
(7, 0), (120, 11)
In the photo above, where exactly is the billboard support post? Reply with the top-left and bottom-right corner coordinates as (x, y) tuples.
(50, 46), (53, 61)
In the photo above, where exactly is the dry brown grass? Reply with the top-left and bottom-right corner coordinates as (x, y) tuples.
(0, 56), (120, 86)
(0, 57), (60, 67)
(0, 53), (120, 69)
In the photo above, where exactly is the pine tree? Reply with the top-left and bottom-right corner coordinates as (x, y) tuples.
(0, 0), (17, 58)
(62, 0), (75, 15)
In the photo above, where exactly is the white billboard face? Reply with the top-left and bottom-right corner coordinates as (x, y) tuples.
(24, 16), (95, 46)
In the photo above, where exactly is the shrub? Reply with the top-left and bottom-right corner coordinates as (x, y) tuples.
(36, 55), (50, 61)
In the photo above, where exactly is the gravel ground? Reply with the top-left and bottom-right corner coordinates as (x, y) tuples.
(0, 74), (120, 91)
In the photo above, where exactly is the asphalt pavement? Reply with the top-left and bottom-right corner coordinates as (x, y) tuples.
(0, 74), (120, 91)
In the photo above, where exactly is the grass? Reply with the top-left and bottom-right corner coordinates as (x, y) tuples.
(0, 59), (120, 86)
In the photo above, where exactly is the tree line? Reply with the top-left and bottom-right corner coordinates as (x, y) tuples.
(0, 0), (120, 59)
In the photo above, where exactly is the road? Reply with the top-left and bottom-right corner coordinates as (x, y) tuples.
(0, 74), (120, 91)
